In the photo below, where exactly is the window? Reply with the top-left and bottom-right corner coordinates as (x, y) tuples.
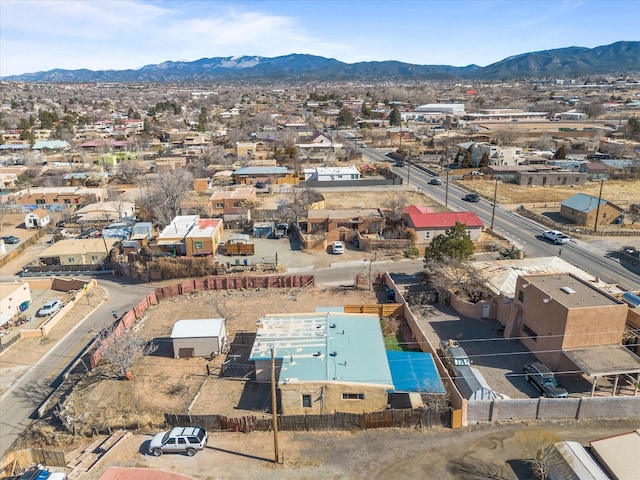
(64, 199), (72, 204)
(602, 212), (607, 219)
(302, 394), (312, 408)
(518, 290), (524, 302)
(216, 202), (224, 208)
(68, 258), (76, 263)
(53, 198), (59, 202)
(166, 438), (176, 445)
(178, 438), (186, 445)
(342, 393), (364, 400)
(425, 231), (430, 239)
(90, 255), (98, 261)
(195, 241), (203, 249)
(36, 199), (45, 205)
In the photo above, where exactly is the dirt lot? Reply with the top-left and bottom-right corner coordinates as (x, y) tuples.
(256, 185), (448, 211)
(458, 178), (639, 206)
(60, 285), (382, 430)
(78, 418), (640, 480)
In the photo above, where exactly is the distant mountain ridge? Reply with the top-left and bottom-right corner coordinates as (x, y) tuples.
(3, 41), (638, 82)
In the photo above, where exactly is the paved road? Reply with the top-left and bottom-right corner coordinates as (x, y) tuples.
(394, 162), (640, 291)
(0, 277), (156, 457)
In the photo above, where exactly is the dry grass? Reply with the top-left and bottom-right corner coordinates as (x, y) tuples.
(459, 178), (640, 206)
(59, 286), (378, 432)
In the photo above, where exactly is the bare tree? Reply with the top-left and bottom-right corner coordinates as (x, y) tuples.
(282, 186), (322, 227)
(0, 195), (17, 230)
(382, 193), (408, 224)
(517, 430), (564, 480)
(492, 128), (518, 147)
(118, 159), (147, 184)
(96, 325), (157, 379)
(143, 168), (194, 226)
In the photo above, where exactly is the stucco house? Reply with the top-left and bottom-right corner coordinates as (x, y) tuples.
(156, 215), (199, 256)
(0, 281), (32, 326)
(249, 311), (394, 415)
(208, 186), (256, 217)
(37, 238), (118, 265)
(184, 218), (224, 256)
(232, 166), (297, 185)
(560, 193), (624, 228)
(402, 206), (483, 244)
(508, 273), (640, 383)
(306, 208), (385, 240)
(303, 165), (361, 182)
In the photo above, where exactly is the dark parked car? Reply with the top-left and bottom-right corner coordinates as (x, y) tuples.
(463, 193), (480, 202)
(523, 362), (568, 398)
(1, 235), (20, 244)
(255, 181), (267, 189)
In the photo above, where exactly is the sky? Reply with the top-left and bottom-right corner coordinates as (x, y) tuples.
(1, 0), (639, 77)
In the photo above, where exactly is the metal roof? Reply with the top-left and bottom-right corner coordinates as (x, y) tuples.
(249, 311), (393, 387)
(233, 166), (290, 175)
(590, 430), (640, 480)
(386, 351), (445, 393)
(171, 319), (226, 339)
(474, 256), (623, 297)
(551, 441), (610, 480)
(561, 193), (607, 213)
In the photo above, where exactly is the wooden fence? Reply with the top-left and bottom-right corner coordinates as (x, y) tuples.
(1, 448), (66, 476)
(165, 407), (451, 433)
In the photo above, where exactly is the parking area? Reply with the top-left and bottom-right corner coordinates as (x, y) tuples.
(410, 303), (602, 399)
(218, 229), (373, 271)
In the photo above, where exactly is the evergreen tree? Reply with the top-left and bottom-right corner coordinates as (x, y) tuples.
(197, 107), (208, 132)
(389, 106), (401, 126)
(424, 222), (475, 263)
(553, 145), (567, 159)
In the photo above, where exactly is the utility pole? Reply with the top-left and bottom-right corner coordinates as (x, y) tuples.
(445, 164), (450, 207)
(270, 345), (280, 464)
(490, 178), (498, 230)
(593, 179), (604, 233)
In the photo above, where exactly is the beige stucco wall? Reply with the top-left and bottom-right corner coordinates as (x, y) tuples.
(563, 305), (627, 349)
(514, 277), (627, 370)
(279, 381), (391, 415)
(0, 282), (32, 319)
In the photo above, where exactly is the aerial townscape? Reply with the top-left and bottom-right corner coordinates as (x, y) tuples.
(1, 1), (640, 479)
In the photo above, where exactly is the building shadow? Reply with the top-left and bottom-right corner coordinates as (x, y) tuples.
(148, 337), (173, 357)
(236, 382), (271, 412)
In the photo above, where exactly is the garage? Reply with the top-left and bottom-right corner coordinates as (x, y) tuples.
(170, 318), (227, 359)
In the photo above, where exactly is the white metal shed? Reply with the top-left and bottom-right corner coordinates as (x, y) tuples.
(170, 318), (227, 359)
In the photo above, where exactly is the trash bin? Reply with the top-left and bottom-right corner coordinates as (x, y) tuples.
(243, 259), (248, 266)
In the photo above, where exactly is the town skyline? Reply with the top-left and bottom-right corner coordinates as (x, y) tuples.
(1, 0), (639, 77)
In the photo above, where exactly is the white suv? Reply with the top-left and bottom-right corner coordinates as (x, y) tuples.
(149, 426), (208, 456)
(332, 241), (345, 254)
(542, 230), (570, 244)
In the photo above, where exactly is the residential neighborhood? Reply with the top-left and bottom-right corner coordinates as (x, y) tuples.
(2, 41), (640, 480)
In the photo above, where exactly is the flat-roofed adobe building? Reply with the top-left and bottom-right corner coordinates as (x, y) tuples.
(510, 273), (628, 369)
(37, 238), (118, 266)
(184, 218), (223, 256)
(249, 311), (393, 415)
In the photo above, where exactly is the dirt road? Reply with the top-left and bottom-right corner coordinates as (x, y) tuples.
(84, 418), (639, 480)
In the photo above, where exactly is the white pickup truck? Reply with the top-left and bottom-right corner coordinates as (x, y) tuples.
(542, 229), (570, 244)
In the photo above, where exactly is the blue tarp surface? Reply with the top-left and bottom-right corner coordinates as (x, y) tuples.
(386, 350), (446, 393)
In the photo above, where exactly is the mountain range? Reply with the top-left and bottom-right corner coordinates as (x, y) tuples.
(3, 41), (639, 83)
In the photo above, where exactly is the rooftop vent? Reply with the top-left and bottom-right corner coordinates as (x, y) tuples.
(560, 287), (576, 294)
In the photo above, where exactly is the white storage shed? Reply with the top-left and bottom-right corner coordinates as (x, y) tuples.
(170, 318), (227, 359)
